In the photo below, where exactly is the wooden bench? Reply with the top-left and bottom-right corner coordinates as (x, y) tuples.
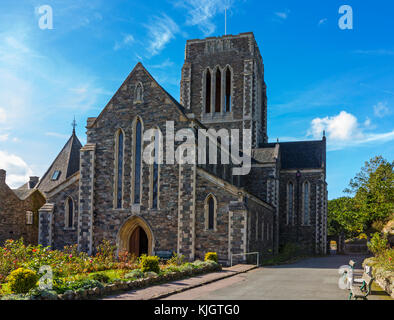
(348, 274), (374, 300)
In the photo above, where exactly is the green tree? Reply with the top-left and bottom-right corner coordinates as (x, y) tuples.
(345, 156), (394, 229)
(328, 156), (393, 237)
(327, 197), (362, 237)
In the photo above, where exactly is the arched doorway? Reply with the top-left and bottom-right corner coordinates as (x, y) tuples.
(129, 226), (148, 256)
(117, 216), (154, 256)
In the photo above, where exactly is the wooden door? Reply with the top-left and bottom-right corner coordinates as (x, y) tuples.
(129, 227), (140, 257)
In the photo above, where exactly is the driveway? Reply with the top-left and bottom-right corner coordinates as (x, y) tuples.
(163, 254), (385, 300)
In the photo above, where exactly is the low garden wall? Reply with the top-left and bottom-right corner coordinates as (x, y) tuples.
(363, 257), (394, 299)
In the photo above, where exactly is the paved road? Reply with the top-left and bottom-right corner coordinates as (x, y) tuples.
(163, 254), (385, 300)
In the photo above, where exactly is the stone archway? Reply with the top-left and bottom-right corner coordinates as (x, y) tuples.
(117, 216), (154, 256)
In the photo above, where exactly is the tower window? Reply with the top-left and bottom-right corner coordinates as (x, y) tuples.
(225, 68), (232, 112)
(215, 68), (221, 113)
(205, 70), (211, 113)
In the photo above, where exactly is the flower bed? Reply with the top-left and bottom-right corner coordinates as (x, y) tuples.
(0, 239), (221, 300)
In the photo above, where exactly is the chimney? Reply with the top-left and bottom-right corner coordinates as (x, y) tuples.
(0, 169), (6, 184)
(29, 176), (39, 189)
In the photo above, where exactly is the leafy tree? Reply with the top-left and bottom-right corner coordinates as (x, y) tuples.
(344, 156), (393, 228)
(327, 197), (362, 237)
(328, 156), (393, 237)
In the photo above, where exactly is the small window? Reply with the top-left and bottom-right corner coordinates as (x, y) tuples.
(51, 171), (61, 181)
(26, 211), (33, 225)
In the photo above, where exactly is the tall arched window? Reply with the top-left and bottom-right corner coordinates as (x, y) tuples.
(215, 68), (221, 113)
(225, 67), (232, 112)
(205, 194), (217, 231)
(133, 119), (142, 204)
(152, 129), (161, 209)
(65, 197), (74, 229)
(115, 129), (124, 209)
(303, 182), (310, 225)
(287, 182), (294, 225)
(205, 69), (211, 113)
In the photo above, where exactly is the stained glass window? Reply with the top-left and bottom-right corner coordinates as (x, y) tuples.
(116, 131), (124, 209)
(134, 120), (142, 204)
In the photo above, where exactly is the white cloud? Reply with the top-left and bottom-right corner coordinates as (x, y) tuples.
(0, 133), (9, 141)
(45, 132), (70, 139)
(146, 14), (180, 56)
(354, 49), (394, 56)
(148, 59), (174, 69)
(308, 110), (394, 150)
(275, 11), (289, 20)
(318, 18), (327, 26)
(174, 0), (234, 36)
(373, 101), (390, 118)
(0, 150), (33, 188)
(114, 34), (135, 51)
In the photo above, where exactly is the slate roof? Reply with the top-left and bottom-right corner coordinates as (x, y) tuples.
(36, 131), (82, 193)
(278, 140), (325, 169)
(252, 145), (279, 164)
(12, 183), (36, 200)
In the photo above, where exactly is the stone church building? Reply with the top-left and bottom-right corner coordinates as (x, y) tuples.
(35, 32), (327, 264)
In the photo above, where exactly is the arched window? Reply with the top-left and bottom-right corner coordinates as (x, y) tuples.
(303, 182), (310, 225)
(225, 67), (232, 112)
(261, 220), (264, 240)
(152, 129), (161, 209)
(115, 129), (124, 209)
(65, 197), (74, 229)
(205, 69), (211, 113)
(205, 194), (217, 231)
(287, 182), (294, 225)
(133, 119), (142, 204)
(134, 82), (144, 103)
(215, 68), (221, 113)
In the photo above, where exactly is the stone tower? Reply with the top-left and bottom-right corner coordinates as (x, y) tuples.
(180, 32), (268, 148)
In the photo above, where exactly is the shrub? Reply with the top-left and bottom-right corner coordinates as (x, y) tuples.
(167, 253), (186, 266)
(139, 255), (160, 274)
(125, 269), (144, 279)
(89, 272), (110, 283)
(204, 252), (218, 263)
(368, 233), (389, 256)
(7, 268), (37, 294)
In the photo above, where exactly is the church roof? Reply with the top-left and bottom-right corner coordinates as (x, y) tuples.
(12, 184), (36, 200)
(278, 140), (325, 169)
(252, 145), (279, 164)
(36, 131), (82, 193)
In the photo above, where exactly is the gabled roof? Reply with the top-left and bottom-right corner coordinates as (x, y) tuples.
(36, 131), (82, 193)
(87, 62), (188, 129)
(278, 140), (325, 170)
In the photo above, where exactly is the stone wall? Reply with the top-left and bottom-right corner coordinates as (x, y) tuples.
(0, 170), (45, 245)
(46, 181), (79, 250)
(278, 170), (326, 254)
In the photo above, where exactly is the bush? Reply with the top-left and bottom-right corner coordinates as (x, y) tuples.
(6, 268), (37, 294)
(167, 253), (186, 266)
(139, 255), (160, 274)
(89, 272), (110, 283)
(368, 232), (389, 256)
(125, 269), (144, 279)
(204, 252), (218, 263)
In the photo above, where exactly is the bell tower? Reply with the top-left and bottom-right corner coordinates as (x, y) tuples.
(180, 32), (268, 148)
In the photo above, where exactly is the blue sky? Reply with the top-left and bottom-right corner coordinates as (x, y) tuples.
(0, 0), (393, 199)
